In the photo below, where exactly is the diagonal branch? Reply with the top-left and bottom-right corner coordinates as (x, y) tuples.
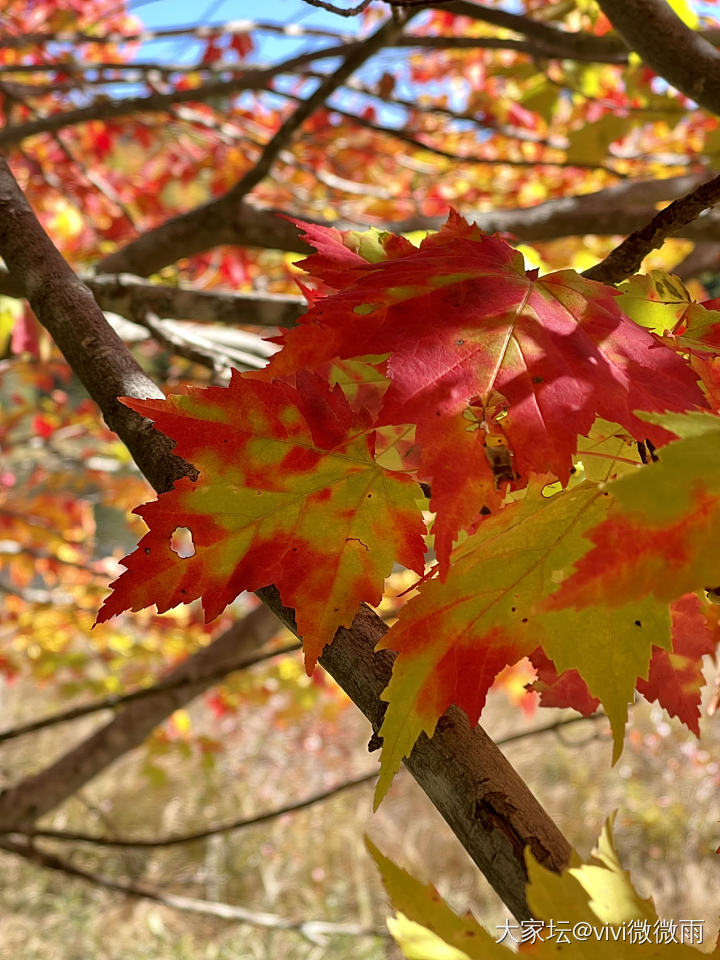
(0, 153), (571, 920)
(443, 0), (628, 63)
(583, 170), (720, 284)
(0, 44), (355, 150)
(0, 641), (300, 746)
(94, 174), (710, 279)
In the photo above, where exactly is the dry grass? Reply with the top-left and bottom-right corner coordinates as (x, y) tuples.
(1, 651), (719, 959)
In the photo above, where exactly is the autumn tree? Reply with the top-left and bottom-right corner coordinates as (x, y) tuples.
(2, 0), (720, 954)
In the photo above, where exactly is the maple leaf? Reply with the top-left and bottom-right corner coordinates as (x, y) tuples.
(616, 272), (720, 410)
(616, 270), (692, 335)
(374, 476), (682, 801)
(96, 371), (426, 670)
(551, 411), (720, 612)
(270, 213), (704, 569)
(286, 219), (416, 293)
(370, 820), (717, 959)
(541, 597), (670, 762)
(530, 648), (601, 715)
(532, 594), (714, 737)
(375, 481), (650, 804)
(367, 837), (490, 959)
(636, 593), (715, 736)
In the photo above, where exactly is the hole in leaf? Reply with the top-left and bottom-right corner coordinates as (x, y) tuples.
(170, 526), (195, 558)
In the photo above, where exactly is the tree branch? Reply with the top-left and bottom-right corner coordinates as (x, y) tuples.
(92, 174), (709, 278)
(443, 1), (629, 63)
(86, 274), (305, 327)
(260, 590), (571, 922)
(97, 13), (415, 278)
(0, 19), (350, 50)
(583, 170), (720, 284)
(0, 157), (195, 495)
(598, 0), (720, 116)
(0, 641), (300, 746)
(18, 771), (376, 847)
(0, 604), (280, 833)
(0, 838), (387, 942)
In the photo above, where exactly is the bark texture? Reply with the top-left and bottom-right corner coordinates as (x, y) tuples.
(260, 589), (572, 922)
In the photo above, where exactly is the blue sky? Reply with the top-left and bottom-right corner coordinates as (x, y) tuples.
(131, 0), (363, 68)
(126, 0), (416, 126)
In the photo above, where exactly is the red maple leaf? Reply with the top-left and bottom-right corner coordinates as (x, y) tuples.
(270, 212), (704, 569)
(96, 371), (426, 669)
(529, 648), (601, 716)
(637, 593), (716, 736)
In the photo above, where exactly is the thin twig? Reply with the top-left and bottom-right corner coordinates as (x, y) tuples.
(0, 19), (351, 50)
(0, 642), (301, 745)
(0, 43), (356, 149)
(299, 0), (371, 14)
(583, 170), (720, 285)
(0, 838), (388, 942)
(17, 771), (377, 847)
(224, 13), (416, 205)
(495, 711), (608, 748)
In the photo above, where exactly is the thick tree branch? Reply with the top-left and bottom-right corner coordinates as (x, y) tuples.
(260, 590), (571, 922)
(598, 0), (720, 116)
(0, 157), (194, 495)
(583, 171), (720, 284)
(0, 148), (571, 921)
(86, 274), (305, 327)
(444, 1), (628, 62)
(94, 174), (708, 279)
(16, 713), (604, 850)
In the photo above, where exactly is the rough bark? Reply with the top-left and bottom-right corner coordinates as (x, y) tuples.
(445, 0), (628, 62)
(0, 157), (195, 495)
(583, 171), (720, 284)
(261, 589), (571, 922)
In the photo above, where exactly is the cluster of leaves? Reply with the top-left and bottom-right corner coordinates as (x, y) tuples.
(98, 211), (720, 806)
